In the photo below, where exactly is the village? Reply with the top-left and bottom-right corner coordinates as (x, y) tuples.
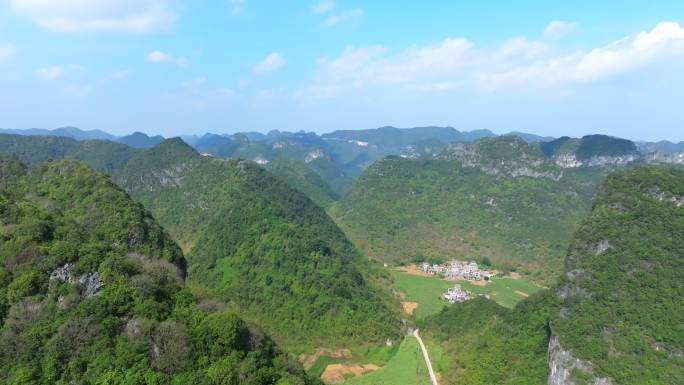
(421, 260), (496, 303)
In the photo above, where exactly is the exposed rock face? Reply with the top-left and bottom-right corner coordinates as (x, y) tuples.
(554, 151), (684, 169)
(594, 240), (612, 255)
(252, 156), (269, 165)
(49, 263), (75, 283)
(152, 164), (189, 188)
(548, 334), (614, 385)
(553, 154), (639, 168)
(79, 272), (104, 297)
(583, 154), (639, 167)
(647, 186), (684, 207)
(439, 138), (563, 180)
(49, 264), (104, 297)
(641, 151), (684, 165)
(553, 154), (583, 168)
(305, 148), (328, 163)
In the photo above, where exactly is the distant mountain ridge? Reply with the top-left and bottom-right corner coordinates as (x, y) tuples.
(3, 126), (683, 208)
(118, 131), (165, 148)
(637, 140), (684, 154)
(0, 126), (116, 141)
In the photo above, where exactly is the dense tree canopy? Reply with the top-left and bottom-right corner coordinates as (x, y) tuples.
(118, 139), (402, 350)
(0, 158), (318, 385)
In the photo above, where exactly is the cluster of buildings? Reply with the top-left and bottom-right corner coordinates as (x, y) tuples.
(422, 260), (494, 281)
(443, 284), (470, 303)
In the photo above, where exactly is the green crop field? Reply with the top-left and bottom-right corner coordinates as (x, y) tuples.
(458, 276), (544, 308)
(344, 335), (431, 385)
(392, 272), (453, 320)
(392, 271), (544, 320)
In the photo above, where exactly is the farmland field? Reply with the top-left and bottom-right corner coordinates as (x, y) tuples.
(392, 272), (453, 320)
(458, 276), (543, 308)
(392, 271), (544, 320)
(344, 335), (430, 385)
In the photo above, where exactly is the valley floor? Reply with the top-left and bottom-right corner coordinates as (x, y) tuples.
(392, 270), (543, 320)
(342, 335), (431, 385)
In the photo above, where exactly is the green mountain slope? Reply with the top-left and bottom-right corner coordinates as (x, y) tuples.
(542, 134), (638, 160)
(267, 157), (340, 208)
(420, 165), (684, 385)
(421, 293), (554, 385)
(331, 136), (596, 281)
(0, 133), (137, 174)
(0, 158), (317, 385)
(118, 139), (402, 349)
(550, 166), (684, 384)
(118, 132), (165, 148)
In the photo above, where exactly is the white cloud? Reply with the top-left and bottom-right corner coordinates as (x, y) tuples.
(183, 76), (208, 89)
(62, 83), (93, 97)
(36, 66), (64, 79)
(176, 56), (189, 67)
(9, 0), (175, 33)
(543, 21), (577, 39)
(321, 8), (363, 27)
(103, 70), (130, 81)
(0, 44), (16, 60)
(228, 0), (245, 14)
(162, 78), (237, 109)
(253, 52), (286, 74)
(312, 0), (335, 14)
(147, 50), (188, 66)
(147, 50), (169, 62)
(575, 21), (684, 81)
(307, 21), (684, 96)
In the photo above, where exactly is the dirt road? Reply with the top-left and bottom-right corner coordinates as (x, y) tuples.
(413, 329), (439, 385)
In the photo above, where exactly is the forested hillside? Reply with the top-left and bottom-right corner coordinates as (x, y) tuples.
(118, 139), (402, 349)
(0, 157), (317, 385)
(549, 166), (684, 384)
(420, 165), (684, 385)
(330, 136), (598, 281)
(0, 133), (137, 173)
(267, 158), (340, 208)
(421, 294), (554, 385)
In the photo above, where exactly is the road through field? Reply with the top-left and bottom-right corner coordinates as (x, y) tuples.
(413, 329), (438, 385)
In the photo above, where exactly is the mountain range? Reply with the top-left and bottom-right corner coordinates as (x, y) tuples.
(0, 134), (403, 351)
(0, 126), (682, 384)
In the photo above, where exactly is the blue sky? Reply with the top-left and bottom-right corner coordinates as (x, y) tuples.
(0, 1), (683, 141)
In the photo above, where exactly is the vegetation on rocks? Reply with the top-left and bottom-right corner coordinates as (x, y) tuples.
(0, 157), (318, 385)
(118, 139), (402, 350)
(330, 137), (598, 282)
(420, 165), (684, 385)
(551, 166), (684, 384)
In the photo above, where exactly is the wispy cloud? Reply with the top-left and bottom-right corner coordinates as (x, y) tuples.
(305, 21), (684, 97)
(162, 77), (237, 109)
(103, 70), (130, 81)
(253, 52), (286, 74)
(62, 83), (93, 98)
(321, 8), (363, 27)
(543, 21), (577, 39)
(146, 50), (188, 67)
(228, 0), (246, 14)
(9, 0), (176, 33)
(0, 44), (16, 60)
(36, 66), (64, 79)
(311, 0), (335, 14)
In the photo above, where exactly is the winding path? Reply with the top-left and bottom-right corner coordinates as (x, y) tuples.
(413, 329), (439, 385)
